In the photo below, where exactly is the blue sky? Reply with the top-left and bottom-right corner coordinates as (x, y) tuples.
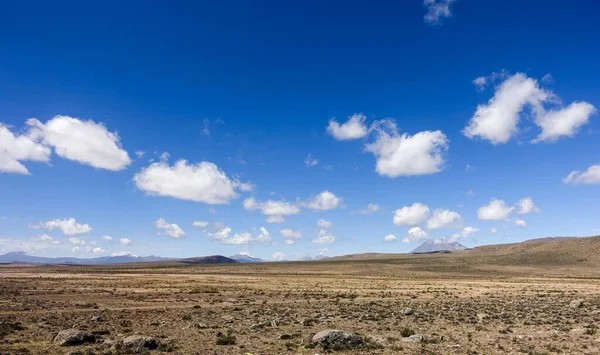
(1, 0), (599, 260)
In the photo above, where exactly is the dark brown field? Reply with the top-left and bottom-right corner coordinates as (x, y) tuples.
(2, 237), (600, 354)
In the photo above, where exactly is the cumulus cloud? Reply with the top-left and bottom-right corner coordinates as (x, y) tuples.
(365, 121), (448, 177)
(354, 203), (380, 215)
(68, 237), (87, 245)
(517, 197), (541, 215)
(134, 160), (249, 204)
(402, 227), (429, 243)
(423, 0), (455, 25)
(393, 203), (430, 226)
(326, 113), (368, 140)
(384, 234), (397, 242)
(153, 218), (186, 239)
(426, 209), (463, 229)
(272, 251), (285, 261)
(463, 73), (596, 144)
(478, 199), (514, 220)
(450, 226), (479, 241)
(205, 223), (271, 245)
(192, 220), (209, 228)
(490, 227), (498, 234)
(26, 115), (131, 171)
(564, 164), (600, 185)
(532, 102), (596, 143)
(112, 251), (136, 257)
(472, 76), (488, 91)
(317, 219), (333, 229)
(244, 197), (300, 223)
(266, 215), (286, 223)
(281, 228), (302, 245)
(304, 154), (318, 167)
(102, 235), (113, 241)
(119, 238), (132, 246)
(32, 234), (60, 245)
(0, 123), (51, 174)
(515, 219), (527, 228)
(304, 191), (341, 211)
(313, 229), (335, 244)
(73, 245), (105, 254)
(31, 218), (92, 236)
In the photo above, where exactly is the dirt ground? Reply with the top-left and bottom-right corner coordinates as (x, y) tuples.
(1, 260), (600, 354)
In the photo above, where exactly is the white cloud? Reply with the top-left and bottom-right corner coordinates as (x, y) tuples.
(304, 154), (318, 167)
(313, 229), (335, 244)
(423, 0), (455, 25)
(459, 226), (479, 237)
(463, 73), (595, 145)
(355, 203), (380, 215)
(68, 237), (87, 246)
(153, 218), (186, 239)
(515, 219), (527, 228)
(490, 227), (498, 234)
(205, 224), (270, 245)
(102, 235), (112, 241)
(207, 224), (232, 241)
(31, 218), (92, 236)
(280, 229), (302, 245)
(478, 199), (514, 221)
(384, 234), (397, 242)
(192, 220), (209, 228)
(393, 203), (430, 226)
(564, 164), (600, 185)
(326, 113), (368, 140)
(317, 219), (333, 229)
(224, 232), (253, 245)
(134, 160), (248, 204)
(202, 119), (210, 137)
(517, 197), (541, 215)
(119, 238), (132, 246)
(135, 151), (145, 158)
(402, 227), (429, 243)
(0, 123), (51, 174)
(463, 73), (550, 144)
(72, 245), (105, 254)
(32, 234), (60, 245)
(208, 208), (217, 214)
(304, 191), (341, 211)
(427, 209), (463, 229)
(532, 102), (596, 143)
(266, 215), (286, 223)
(26, 115), (131, 171)
(244, 197), (300, 224)
(254, 227), (271, 244)
(365, 121), (448, 177)
(272, 251), (285, 261)
(473, 76), (488, 91)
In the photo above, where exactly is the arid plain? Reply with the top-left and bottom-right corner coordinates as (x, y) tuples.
(2, 236), (600, 354)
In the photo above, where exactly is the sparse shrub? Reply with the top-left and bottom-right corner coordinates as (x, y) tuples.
(182, 314), (192, 321)
(586, 327), (597, 335)
(400, 327), (415, 337)
(216, 329), (236, 345)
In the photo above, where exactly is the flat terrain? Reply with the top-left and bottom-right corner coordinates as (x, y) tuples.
(2, 239), (600, 354)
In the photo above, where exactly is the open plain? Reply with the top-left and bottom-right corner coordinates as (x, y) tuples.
(2, 237), (600, 354)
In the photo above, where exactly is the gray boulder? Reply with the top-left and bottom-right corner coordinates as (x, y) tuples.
(54, 329), (96, 346)
(312, 329), (363, 350)
(122, 335), (158, 352)
(571, 299), (584, 309)
(402, 334), (424, 343)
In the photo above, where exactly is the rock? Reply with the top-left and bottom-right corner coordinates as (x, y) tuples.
(570, 328), (587, 335)
(54, 329), (96, 346)
(312, 329), (364, 350)
(91, 316), (101, 322)
(122, 335), (158, 352)
(571, 299), (584, 309)
(477, 313), (489, 321)
(222, 315), (234, 324)
(402, 334), (424, 343)
(193, 322), (209, 329)
(402, 308), (414, 316)
(250, 322), (268, 329)
(270, 319), (278, 328)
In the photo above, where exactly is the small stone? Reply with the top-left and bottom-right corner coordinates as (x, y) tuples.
(91, 316), (101, 322)
(54, 329), (96, 346)
(402, 334), (424, 343)
(122, 335), (158, 351)
(312, 329), (364, 350)
(402, 308), (414, 316)
(571, 299), (584, 309)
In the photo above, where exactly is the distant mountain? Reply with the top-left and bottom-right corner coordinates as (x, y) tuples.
(298, 254), (329, 261)
(0, 251), (172, 265)
(411, 238), (468, 254)
(179, 255), (238, 264)
(230, 253), (264, 263)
